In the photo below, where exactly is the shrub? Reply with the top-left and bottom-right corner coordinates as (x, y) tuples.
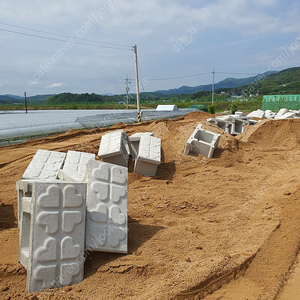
(230, 102), (238, 114)
(208, 104), (216, 114)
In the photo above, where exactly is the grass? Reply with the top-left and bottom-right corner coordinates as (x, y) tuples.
(0, 98), (263, 113)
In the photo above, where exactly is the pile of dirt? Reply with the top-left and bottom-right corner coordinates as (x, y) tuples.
(1, 111), (300, 300)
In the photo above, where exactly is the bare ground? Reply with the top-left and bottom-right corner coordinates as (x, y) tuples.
(1, 112), (300, 300)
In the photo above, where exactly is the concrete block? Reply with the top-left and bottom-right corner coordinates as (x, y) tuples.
(156, 105), (178, 111)
(98, 130), (129, 167)
(184, 124), (220, 158)
(247, 109), (265, 119)
(22, 150), (66, 180)
(206, 118), (218, 125)
(128, 132), (154, 161)
(232, 119), (248, 135)
(276, 112), (296, 119)
(59, 151), (95, 182)
(275, 108), (288, 119)
(217, 119), (233, 134)
(234, 111), (244, 118)
(134, 134), (161, 177)
(85, 160), (128, 253)
(207, 118), (233, 134)
(264, 110), (276, 119)
(17, 180), (86, 293)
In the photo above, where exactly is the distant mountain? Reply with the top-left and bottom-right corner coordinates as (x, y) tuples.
(221, 67), (300, 95)
(3, 94), (23, 100)
(155, 71), (277, 95)
(27, 94), (56, 103)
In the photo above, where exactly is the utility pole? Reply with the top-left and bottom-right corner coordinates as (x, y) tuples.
(212, 68), (215, 105)
(133, 44), (141, 122)
(125, 75), (131, 110)
(24, 91), (28, 113)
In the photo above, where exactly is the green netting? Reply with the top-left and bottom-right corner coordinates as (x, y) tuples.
(262, 95), (300, 111)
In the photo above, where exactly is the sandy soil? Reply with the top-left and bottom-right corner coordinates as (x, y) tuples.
(1, 112), (300, 300)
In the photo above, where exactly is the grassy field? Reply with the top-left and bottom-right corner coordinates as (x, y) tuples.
(0, 98), (263, 113)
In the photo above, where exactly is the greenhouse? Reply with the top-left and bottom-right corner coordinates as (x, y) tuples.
(262, 95), (300, 111)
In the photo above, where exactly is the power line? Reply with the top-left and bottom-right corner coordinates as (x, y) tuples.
(217, 71), (258, 76)
(0, 21), (131, 48)
(147, 72), (211, 81)
(0, 28), (131, 51)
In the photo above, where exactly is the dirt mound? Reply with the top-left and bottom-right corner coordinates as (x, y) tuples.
(238, 119), (300, 151)
(1, 112), (300, 299)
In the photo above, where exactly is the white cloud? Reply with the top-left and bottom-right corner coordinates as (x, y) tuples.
(46, 82), (63, 88)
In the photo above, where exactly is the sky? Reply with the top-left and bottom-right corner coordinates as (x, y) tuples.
(0, 0), (300, 96)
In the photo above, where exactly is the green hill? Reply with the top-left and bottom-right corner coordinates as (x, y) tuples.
(218, 67), (300, 95)
(155, 71), (276, 95)
(45, 93), (105, 104)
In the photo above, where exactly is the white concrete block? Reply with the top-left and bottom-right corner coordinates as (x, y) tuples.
(59, 151), (95, 182)
(216, 115), (235, 122)
(22, 150), (66, 180)
(264, 110), (276, 119)
(184, 124), (220, 158)
(134, 134), (161, 177)
(247, 109), (265, 119)
(128, 132), (154, 161)
(234, 111), (244, 118)
(232, 119), (248, 135)
(206, 118), (218, 125)
(275, 108), (288, 119)
(156, 105), (178, 111)
(98, 130), (129, 167)
(85, 160), (128, 253)
(275, 112), (296, 119)
(17, 180), (86, 293)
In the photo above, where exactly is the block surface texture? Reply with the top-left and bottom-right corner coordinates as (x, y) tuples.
(17, 180), (86, 293)
(184, 124), (220, 158)
(98, 130), (129, 167)
(85, 160), (128, 253)
(22, 150), (66, 180)
(128, 132), (154, 161)
(134, 134), (161, 177)
(59, 150), (95, 182)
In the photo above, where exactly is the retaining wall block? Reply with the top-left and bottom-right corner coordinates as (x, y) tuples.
(22, 150), (66, 180)
(128, 132), (154, 161)
(17, 180), (86, 293)
(184, 124), (220, 158)
(85, 160), (128, 253)
(134, 134), (161, 177)
(58, 151), (95, 182)
(98, 130), (130, 167)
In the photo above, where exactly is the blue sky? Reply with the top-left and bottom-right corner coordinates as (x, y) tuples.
(0, 0), (300, 96)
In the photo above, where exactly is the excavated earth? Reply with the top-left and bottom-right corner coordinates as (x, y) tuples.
(1, 111), (300, 300)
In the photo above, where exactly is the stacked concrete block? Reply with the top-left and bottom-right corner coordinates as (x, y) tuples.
(274, 108), (288, 119)
(128, 132), (154, 161)
(207, 117), (234, 134)
(58, 151), (95, 182)
(134, 134), (161, 177)
(85, 160), (128, 253)
(231, 119), (249, 135)
(22, 150), (66, 180)
(264, 110), (276, 119)
(247, 109), (265, 119)
(17, 180), (86, 293)
(184, 124), (220, 158)
(275, 111), (296, 119)
(98, 130), (130, 167)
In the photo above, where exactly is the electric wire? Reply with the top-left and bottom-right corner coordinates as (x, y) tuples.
(146, 72), (211, 81)
(0, 21), (132, 48)
(0, 28), (131, 51)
